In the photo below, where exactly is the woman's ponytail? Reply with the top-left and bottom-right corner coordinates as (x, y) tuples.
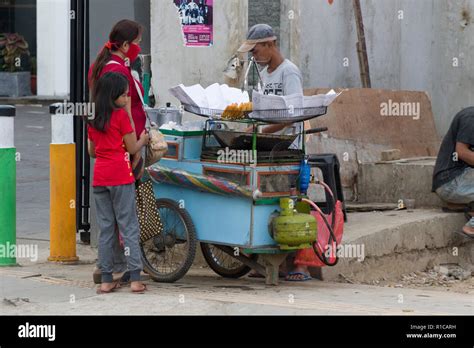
(90, 45), (112, 96)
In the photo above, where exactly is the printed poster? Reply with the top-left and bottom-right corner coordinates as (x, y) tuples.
(174, 0), (213, 47)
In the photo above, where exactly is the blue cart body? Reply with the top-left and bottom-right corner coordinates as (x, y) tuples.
(148, 130), (301, 250)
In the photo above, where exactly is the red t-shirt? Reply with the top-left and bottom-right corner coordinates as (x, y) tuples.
(88, 55), (146, 138)
(88, 109), (135, 187)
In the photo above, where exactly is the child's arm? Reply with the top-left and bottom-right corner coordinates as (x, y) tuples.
(123, 130), (149, 155)
(88, 139), (96, 158)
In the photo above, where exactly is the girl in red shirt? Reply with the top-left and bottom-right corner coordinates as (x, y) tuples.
(88, 72), (149, 294)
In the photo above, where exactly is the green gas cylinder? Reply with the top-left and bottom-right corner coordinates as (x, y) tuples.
(271, 198), (317, 250)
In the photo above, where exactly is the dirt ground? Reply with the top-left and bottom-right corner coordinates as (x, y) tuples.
(348, 268), (474, 295)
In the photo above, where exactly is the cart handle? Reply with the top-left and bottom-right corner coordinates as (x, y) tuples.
(305, 127), (328, 135)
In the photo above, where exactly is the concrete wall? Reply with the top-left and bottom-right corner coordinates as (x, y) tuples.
(37, 0), (70, 97)
(280, 0), (301, 69)
(249, 0), (281, 41)
(150, 0), (248, 115)
(280, 0), (474, 136)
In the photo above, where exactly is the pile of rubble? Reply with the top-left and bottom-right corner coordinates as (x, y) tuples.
(383, 264), (473, 292)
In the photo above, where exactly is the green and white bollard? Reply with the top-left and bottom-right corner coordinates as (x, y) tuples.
(0, 105), (16, 266)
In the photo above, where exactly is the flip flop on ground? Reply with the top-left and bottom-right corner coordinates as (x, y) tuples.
(285, 272), (312, 282)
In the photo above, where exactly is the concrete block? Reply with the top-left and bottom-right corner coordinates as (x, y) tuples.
(304, 88), (442, 199)
(320, 209), (471, 283)
(305, 88), (441, 158)
(357, 158), (444, 208)
(381, 149), (401, 162)
(0, 72), (32, 97)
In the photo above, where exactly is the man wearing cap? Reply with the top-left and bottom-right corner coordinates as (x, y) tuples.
(239, 24), (313, 282)
(239, 23), (304, 146)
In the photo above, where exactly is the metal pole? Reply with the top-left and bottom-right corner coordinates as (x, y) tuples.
(71, 0), (80, 236)
(83, 0), (91, 237)
(0, 105), (17, 266)
(48, 103), (79, 263)
(71, 0), (91, 243)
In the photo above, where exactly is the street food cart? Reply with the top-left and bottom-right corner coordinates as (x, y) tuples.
(141, 104), (336, 285)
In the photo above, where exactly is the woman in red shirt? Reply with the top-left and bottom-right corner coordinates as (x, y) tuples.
(88, 72), (149, 294)
(89, 19), (147, 178)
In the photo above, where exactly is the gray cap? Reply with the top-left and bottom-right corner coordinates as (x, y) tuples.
(237, 24), (277, 53)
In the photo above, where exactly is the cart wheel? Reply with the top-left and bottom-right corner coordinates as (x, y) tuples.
(200, 243), (257, 279)
(141, 198), (197, 283)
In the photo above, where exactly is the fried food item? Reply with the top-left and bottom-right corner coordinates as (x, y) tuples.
(222, 103), (240, 119)
(240, 102), (253, 113)
(222, 102), (253, 120)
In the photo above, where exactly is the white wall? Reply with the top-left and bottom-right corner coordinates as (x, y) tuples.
(150, 0), (248, 118)
(36, 0), (70, 98)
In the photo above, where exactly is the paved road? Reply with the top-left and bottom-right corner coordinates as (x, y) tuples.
(1, 240), (472, 315)
(1, 266), (473, 315)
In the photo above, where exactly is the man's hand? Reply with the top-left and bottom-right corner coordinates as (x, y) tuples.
(262, 123), (290, 134)
(456, 142), (474, 166)
(139, 130), (150, 146)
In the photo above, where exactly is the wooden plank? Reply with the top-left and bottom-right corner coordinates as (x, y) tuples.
(346, 203), (398, 212)
(353, 0), (371, 88)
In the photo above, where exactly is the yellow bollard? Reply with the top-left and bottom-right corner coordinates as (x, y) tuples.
(48, 103), (79, 262)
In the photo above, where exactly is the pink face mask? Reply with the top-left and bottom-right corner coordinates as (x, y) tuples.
(126, 43), (141, 64)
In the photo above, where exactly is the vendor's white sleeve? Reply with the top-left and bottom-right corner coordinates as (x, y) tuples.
(284, 73), (304, 96)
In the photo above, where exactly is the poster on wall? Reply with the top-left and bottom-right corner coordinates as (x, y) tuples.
(173, 0), (213, 47)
